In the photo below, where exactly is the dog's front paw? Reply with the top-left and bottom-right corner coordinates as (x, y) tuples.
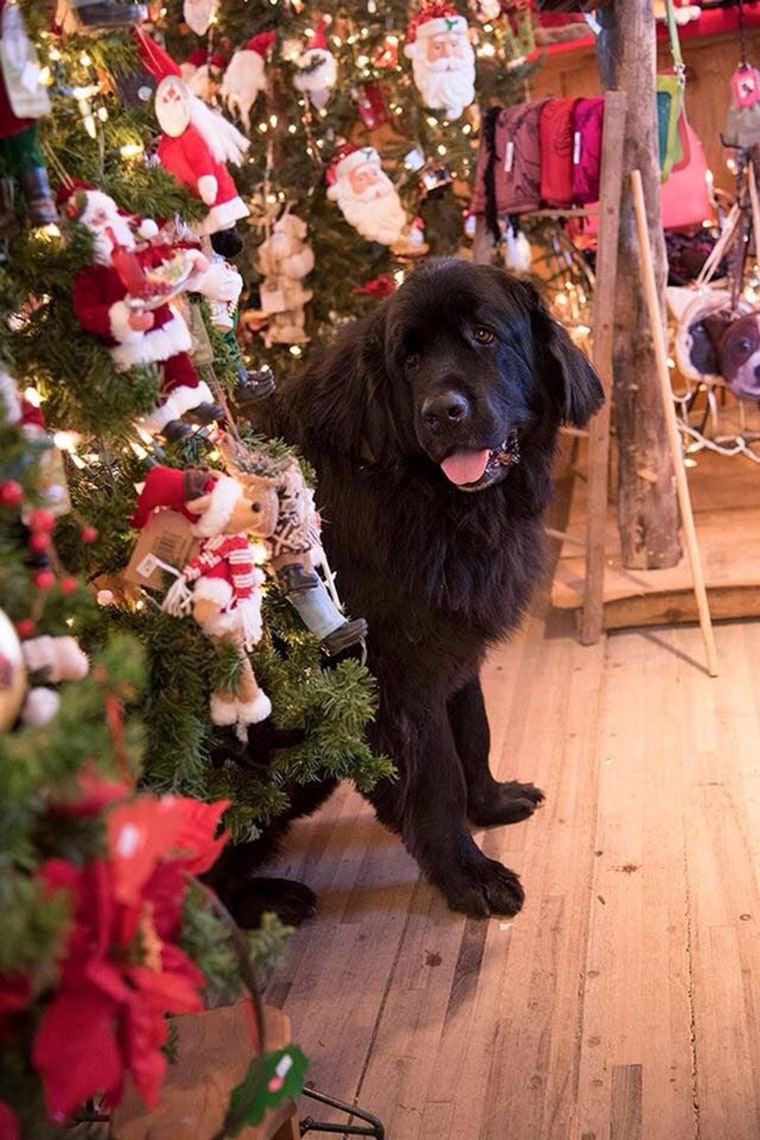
(441, 857), (525, 918)
(225, 876), (318, 929)
(468, 780), (545, 828)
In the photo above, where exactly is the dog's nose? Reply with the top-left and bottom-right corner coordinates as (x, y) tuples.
(421, 391), (471, 430)
(754, 364), (760, 384)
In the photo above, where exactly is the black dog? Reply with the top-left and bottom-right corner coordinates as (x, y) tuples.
(220, 258), (603, 921)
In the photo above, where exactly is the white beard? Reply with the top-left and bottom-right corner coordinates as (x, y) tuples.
(82, 204), (135, 264)
(332, 182), (407, 246)
(411, 55), (475, 120)
(220, 50), (266, 132)
(293, 48), (337, 110)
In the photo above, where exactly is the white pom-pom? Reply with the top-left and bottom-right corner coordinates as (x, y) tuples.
(22, 687), (60, 727)
(503, 226), (532, 275)
(138, 219), (159, 240)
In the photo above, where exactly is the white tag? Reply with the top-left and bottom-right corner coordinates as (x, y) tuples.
(573, 130), (582, 165)
(21, 60), (39, 92)
(136, 553), (159, 579)
(504, 139), (515, 173)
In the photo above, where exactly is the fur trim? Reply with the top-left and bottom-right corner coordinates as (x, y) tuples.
(191, 475), (242, 536)
(170, 379), (214, 417)
(140, 394), (181, 432)
(201, 196), (250, 236)
(210, 691), (239, 725)
(109, 301), (144, 345)
(111, 312), (192, 371)
(237, 689), (271, 724)
(193, 577), (234, 608)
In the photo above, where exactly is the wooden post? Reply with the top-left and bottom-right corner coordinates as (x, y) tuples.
(597, 1), (682, 571)
(580, 90), (627, 645)
(630, 170), (718, 677)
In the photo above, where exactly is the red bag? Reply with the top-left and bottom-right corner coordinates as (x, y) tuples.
(539, 97), (577, 208)
(571, 97), (605, 205)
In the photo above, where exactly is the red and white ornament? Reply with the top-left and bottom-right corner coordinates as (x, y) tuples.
(219, 31), (274, 132)
(292, 21), (337, 111)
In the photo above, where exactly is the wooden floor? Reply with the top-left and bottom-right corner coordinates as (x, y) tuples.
(262, 522), (760, 1138)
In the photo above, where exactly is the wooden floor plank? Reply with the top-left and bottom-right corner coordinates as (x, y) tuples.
(261, 594), (760, 1138)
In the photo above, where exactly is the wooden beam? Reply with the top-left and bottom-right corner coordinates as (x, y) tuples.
(580, 89), (627, 645)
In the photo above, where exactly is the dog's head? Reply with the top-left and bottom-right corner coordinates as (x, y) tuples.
(287, 258), (604, 492)
(706, 311), (760, 402)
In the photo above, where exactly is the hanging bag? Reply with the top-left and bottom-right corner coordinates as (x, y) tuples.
(656, 0), (686, 182)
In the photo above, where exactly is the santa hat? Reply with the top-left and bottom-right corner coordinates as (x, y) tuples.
(184, 47), (208, 70)
(133, 27), (249, 167)
(306, 20), (330, 51)
(130, 464), (243, 536)
(327, 144), (381, 186)
(244, 31), (275, 56)
(405, 2), (468, 45)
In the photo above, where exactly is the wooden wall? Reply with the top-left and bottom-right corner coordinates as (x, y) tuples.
(528, 29), (760, 196)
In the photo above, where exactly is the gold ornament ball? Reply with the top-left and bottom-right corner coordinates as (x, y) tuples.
(0, 609), (27, 732)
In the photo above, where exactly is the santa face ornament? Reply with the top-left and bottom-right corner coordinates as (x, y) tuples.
(404, 9), (476, 121)
(154, 76), (191, 138)
(326, 148), (407, 247)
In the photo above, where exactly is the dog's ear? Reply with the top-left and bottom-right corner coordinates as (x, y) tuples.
(525, 281), (605, 429)
(283, 302), (397, 464)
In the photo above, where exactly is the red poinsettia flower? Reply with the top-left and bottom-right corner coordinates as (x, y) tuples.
(31, 795), (230, 1124)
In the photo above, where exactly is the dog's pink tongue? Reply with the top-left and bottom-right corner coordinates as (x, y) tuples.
(440, 449), (490, 485)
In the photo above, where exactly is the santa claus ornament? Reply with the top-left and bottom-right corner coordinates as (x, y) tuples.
(219, 32), (274, 132)
(61, 183), (222, 442)
(292, 21), (337, 111)
(326, 144), (408, 248)
(404, 2), (476, 121)
(134, 29), (249, 237)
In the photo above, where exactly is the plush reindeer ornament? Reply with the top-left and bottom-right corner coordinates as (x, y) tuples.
(130, 465), (279, 733)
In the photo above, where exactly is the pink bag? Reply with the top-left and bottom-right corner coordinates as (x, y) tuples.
(571, 97), (605, 205)
(660, 117), (713, 229)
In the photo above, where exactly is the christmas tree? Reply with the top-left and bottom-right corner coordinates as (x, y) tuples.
(0, 0), (550, 1130)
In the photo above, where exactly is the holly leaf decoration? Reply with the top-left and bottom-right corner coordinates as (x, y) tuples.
(224, 1045), (308, 1135)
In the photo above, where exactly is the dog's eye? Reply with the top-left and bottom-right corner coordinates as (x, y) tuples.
(736, 338), (754, 357)
(473, 327), (495, 344)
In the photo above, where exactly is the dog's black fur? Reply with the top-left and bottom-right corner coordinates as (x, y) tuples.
(212, 258), (604, 921)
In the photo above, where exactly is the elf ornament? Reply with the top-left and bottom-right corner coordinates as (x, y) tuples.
(326, 144), (408, 248)
(253, 211), (314, 347)
(61, 184), (223, 442)
(292, 21), (337, 111)
(0, 0), (57, 228)
(194, 229), (277, 408)
(219, 32), (274, 132)
(404, 2), (476, 121)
